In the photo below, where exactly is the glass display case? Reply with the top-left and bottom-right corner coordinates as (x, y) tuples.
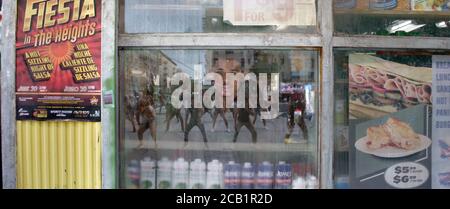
(2, 0), (450, 190)
(111, 0), (450, 190)
(334, 0), (450, 37)
(118, 49), (320, 189)
(333, 49), (450, 189)
(119, 0), (318, 34)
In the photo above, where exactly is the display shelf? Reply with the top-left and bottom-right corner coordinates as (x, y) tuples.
(124, 139), (315, 153)
(334, 9), (450, 17)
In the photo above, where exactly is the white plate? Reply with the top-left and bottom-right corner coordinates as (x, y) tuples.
(355, 135), (432, 158)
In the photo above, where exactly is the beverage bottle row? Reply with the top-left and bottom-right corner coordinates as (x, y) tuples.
(128, 157), (223, 189)
(127, 157), (318, 189)
(224, 161), (318, 189)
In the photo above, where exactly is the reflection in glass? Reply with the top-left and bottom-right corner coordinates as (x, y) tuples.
(122, 0), (317, 33)
(332, 49), (448, 189)
(334, 0), (450, 37)
(120, 49), (320, 189)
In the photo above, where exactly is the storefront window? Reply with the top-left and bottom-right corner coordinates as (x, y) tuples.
(119, 0), (318, 33)
(334, 0), (450, 37)
(333, 49), (450, 189)
(119, 49), (320, 189)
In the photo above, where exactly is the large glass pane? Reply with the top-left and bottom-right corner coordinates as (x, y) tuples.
(334, 0), (450, 37)
(120, 0), (318, 33)
(333, 49), (450, 189)
(119, 49), (320, 189)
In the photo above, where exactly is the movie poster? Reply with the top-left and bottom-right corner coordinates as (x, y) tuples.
(16, 0), (101, 121)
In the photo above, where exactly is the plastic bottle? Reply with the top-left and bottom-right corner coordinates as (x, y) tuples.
(140, 157), (156, 189)
(157, 157), (172, 189)
(292, 177), (307, 189)
(207, 159), (224, 189)
(127, 160), (140, 188)
(275, 161), (292, 189)
(172, 158), (189, 189)
(255, 161), (274, 189)
(306, 175), (319, 189)
(224, 161), (241, 189)
(189, 159), (206, 189)
(241, 162), (255, 189)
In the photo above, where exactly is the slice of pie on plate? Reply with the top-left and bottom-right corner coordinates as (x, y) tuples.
(384, 118), (421, 150)
(365, 117), (421, 151)
(366, 125), (391, 150)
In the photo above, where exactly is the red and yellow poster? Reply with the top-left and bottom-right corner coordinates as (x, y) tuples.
(16, 0), (101, 121)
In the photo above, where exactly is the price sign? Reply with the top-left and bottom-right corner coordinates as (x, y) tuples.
(385, 162), (429, 189)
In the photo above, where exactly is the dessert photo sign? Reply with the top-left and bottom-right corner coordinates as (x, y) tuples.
(348, 53), (433, 189)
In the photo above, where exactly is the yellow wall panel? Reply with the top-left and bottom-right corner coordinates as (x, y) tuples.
(16, 121), (102, 189)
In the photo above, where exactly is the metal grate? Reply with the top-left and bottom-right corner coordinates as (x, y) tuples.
(16, 121), (102, 189)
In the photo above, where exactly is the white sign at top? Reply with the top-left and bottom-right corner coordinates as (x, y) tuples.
(223, 0), (316, 26)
